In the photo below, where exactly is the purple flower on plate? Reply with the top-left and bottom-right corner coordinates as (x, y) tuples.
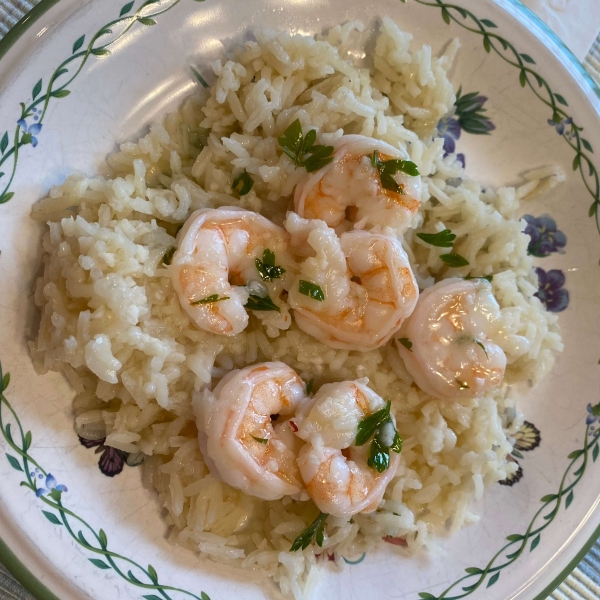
(437, 116), (461, 155)
(17, 119), (42, 147)
(534, 267), (569, 312)
(436, 88), (495, 168)
(547, 116), (573, 137)
(586, 403), (600, 426)
(35, 473), (68, 498)
(522, 214), (567, 257)
(78, 436), (144, 477)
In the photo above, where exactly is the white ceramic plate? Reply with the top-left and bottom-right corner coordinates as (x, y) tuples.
(1, 1), (599, 599)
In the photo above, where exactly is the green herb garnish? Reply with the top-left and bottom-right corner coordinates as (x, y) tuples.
(456, 379), (470, 390)
(232, 170), (254, 196)
(278, 119), (334, 173)
(370, 150), (420, 194)
(251, 435), (269, 444)
(245, 294), (280, 312)
(306, 379), (314, 396)
(191, 66), (209, 89)
(255, 249), (286, 282)
(475, 340), (489, 359)
(464, 275), (493, 282)
(416, 229), (456, 248)
(190, 294), (230, 305)
(162, 246), (176, 265)
(355, 400), (403, 473)
(290, 512), (329, 552)
(398, 338), (413, 352)
(440, 253), (469, 268)
(299, 280), (325, 301)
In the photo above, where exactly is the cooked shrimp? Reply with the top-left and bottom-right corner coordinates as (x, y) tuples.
(294, 380), (400, 517)
(295, 134), (422, 234)
(194, 362), (309, 501)
(170, 207), (294, 336)
(396, 278), (507, 398)
(286, 213), (418, 350)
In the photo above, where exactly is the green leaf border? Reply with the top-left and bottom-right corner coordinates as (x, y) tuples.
(0, 358), (211, 598)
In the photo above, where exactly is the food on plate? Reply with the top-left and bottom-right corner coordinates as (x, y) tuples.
(295, 379), (401, 518)
(395, 278), (509, 398)
(30, 18), (564, 599)
(286, 214), (419, 350)
(195, 361), (308, 501)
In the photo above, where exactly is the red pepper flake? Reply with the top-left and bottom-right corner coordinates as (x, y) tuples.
(290, 420), (298, 432)
(382, 535), (407, 547)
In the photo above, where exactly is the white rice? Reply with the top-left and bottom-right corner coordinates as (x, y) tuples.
(29, 19), (563, 598)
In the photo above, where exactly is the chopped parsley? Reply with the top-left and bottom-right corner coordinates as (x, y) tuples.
(278, 119), (334, 173)
(464, 274), (493, 283)
(416, 229), (456, 248)
(290, 512), (329, 552)
(370, 150), (420, 194)
(245, 294), (280, 312)
(306, 379), (314, 396)
(398, 338), (413, 352)
(255, 249), (286, 282)
(440, 253), (469, 268)
(162, 246), (176, 265)
(232, 170), (254, 196)
(355, 400), (403, 473)
(475, 340), (489, 359)
(190, 294), (229, 305)
(299, 280), (325, 301)
(251, 435), (269, 444)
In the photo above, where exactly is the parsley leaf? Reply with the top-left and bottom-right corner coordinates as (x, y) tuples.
(391, 432), (403, 453)
(464, 274), (493, 282)
(245, 294), (281, 312)
(398, 338), (413, 352)
(251, 435), (269, 444)
(255, 249), (286, 282)
(355, 400), (403, 473)
(306, 379), (314, 396)
(371, 150), (420, 194)
(440, 253), (469, 268)
(368, 437), (390, 473)
(162, 246), (176, 265)
(475, 340), (489, 359)
(299, 280), (325, 301)
(290, 512), (329, 552)
(278, 119), (334, 173)
(232, 170), (254, 196)
(355, 401), (391, 447)
(190, 294), (229, 305)
(416, 229), (456, 248)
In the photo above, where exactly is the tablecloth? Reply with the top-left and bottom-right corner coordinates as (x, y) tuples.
(0, 1), (599, 599)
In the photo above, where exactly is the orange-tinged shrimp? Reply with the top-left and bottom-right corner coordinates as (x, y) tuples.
(295, 134), (422, 234)
(170, 208), (294, 336)
(294, 380), (400, 517)
(396, 278), (507, 398)
(194, 362), (309, 501)
(286, 214), (418, 350)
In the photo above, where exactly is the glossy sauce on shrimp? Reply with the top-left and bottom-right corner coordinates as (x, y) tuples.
(194, 362), (308, 501)
(287, 214), (418, 351)
(295, 135), (422, 234)
(170, 207), (293, 336)
(396, 278), (507, 398)
(294, 380), (400, 518)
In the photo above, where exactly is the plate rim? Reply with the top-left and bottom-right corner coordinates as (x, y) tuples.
(0, 1), (599, 599)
